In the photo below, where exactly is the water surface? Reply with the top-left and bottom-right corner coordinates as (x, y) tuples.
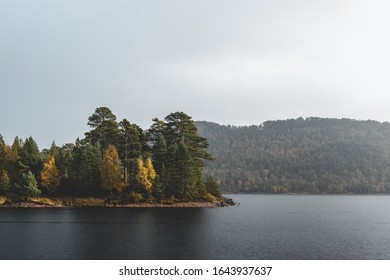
(1, 194), (390, 259)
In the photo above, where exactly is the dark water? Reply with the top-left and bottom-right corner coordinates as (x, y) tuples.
(1, 194), (390, 260)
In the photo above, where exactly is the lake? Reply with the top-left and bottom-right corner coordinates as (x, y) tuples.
(1, 194), (390, 259)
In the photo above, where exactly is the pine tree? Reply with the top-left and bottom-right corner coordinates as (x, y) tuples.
(70, 140), (102, 195)
(85, 107), (120, 150)
(149, 112), (214, 199)
(40, 154), (60, 194)
(165, 143), (178, 198)
(175, 138), (196, 198)
(118, 119), (148, 182)
(20, 137), (43, 176)
(14, 171), (41, 196)
(152, 133), (167, 174)
(100, 144), (122, 192)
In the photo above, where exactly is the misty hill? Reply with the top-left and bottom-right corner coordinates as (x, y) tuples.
(196, 118), (390, 193)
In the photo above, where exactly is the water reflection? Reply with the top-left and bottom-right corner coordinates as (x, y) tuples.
(1, 195), (390, 259)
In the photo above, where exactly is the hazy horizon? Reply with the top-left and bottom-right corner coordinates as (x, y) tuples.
(2, 0), (390, 148)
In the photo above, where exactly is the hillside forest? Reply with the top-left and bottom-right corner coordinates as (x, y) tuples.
(197, 118), (390, 194)
(0, 107), (221, 203)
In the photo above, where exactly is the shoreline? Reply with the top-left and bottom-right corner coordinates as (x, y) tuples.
(0, 196), (236, 208)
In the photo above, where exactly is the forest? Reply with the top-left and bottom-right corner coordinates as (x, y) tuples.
(197, 117), (390, 194)
(0, 107), (221, 204)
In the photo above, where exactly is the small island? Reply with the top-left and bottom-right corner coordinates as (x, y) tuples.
(0, 107), (233, 208)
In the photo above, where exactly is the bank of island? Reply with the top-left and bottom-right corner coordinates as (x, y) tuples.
(0, 107), (235, 208)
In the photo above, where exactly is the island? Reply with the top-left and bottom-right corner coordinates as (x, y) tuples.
(0, 107), (235, 207)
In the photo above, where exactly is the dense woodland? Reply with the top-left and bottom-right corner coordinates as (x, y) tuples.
(0, 107), (221, 203)
(197, 118), (390, 194)
(3, 113), (390, 198)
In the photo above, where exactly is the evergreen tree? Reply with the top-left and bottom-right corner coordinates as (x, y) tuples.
(40, 154), (60, 194)
(118, 119), (147, 182)
(55, 143), (74, 185)
(0, 170), (11, 194)
(70, 140), (102, 195)
(14, 171), (41, 196)
(150, 112), (214, 199)
(100, 144), (122, 192)
(164, 112), (213, 161)
(151, 133), (168, 197)
(80, 142), (102, 194)
(152, 133), (167, 174)
(175, 138), (196, 198)
(205, 176), (222, 197)
(85, 107), (120, 150)
(20, 136), (43, 176)
(165, 143), (178, 198)
(0, 134), (5, 163)
(2, 142), (23, 184)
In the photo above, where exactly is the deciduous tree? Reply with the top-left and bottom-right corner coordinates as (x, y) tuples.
(40, 154), (60, 194)
(100, 144), (122, 192)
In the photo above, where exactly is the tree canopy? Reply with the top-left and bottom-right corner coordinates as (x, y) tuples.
(0, 107), (220, 202)
(197, 118), (390, 194)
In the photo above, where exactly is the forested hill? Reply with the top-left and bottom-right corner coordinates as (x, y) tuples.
(196, 118), (390, 194)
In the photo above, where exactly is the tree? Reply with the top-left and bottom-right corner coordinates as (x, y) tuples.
(164, 112), (214, 161)
(136, 157), (156, 193)
(0, 134), (5, 164)
(20, 136), (43, 176)
(151, 132), (167, 174)
(118, 119), (148, 182)
(80, 142), (102, 194)
(205, 176), (222, 197)
(149, 112), (214, 199)
(14, 171), (41, 196)
(2, 141), (24, 184)
(0, 170), (11, 194)
(69, 140), (102, 195)
(100, 144), (122, 192)
(40, 154), (60, 194)
(175, 138), (196, 198)
(85, 107), (120, 150)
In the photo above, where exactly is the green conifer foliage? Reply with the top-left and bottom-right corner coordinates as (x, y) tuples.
(14, 171), (41, 196)
(0, 170), (11, 194)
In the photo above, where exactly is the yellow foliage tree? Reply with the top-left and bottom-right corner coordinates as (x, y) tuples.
(40, 154), (60, 193)
(136, 157), (156, 191)
(100, 144), (122, 192)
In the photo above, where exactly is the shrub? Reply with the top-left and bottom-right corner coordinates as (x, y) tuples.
(127, 192), (143, 203)
(203, 193), (217, 203)
(205, 177), (222, 197)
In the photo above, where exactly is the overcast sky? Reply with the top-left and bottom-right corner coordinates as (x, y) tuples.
(1, 0), (390, 148)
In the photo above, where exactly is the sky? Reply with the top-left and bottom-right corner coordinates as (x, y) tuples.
(1, 0), (390, 148)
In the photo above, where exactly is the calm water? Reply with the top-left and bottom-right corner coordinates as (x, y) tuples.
(1, 194), (390, 260)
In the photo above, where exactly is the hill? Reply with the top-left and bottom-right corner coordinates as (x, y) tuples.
(196, 118), (390, 193)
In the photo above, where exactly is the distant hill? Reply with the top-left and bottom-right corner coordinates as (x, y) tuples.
(196, 118), (390, 193)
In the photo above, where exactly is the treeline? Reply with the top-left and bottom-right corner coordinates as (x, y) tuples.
(0, 107), (221, 202)
(196, 117), (390, 194)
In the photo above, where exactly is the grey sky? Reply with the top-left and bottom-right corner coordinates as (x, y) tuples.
(1, 0), (390, 148)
